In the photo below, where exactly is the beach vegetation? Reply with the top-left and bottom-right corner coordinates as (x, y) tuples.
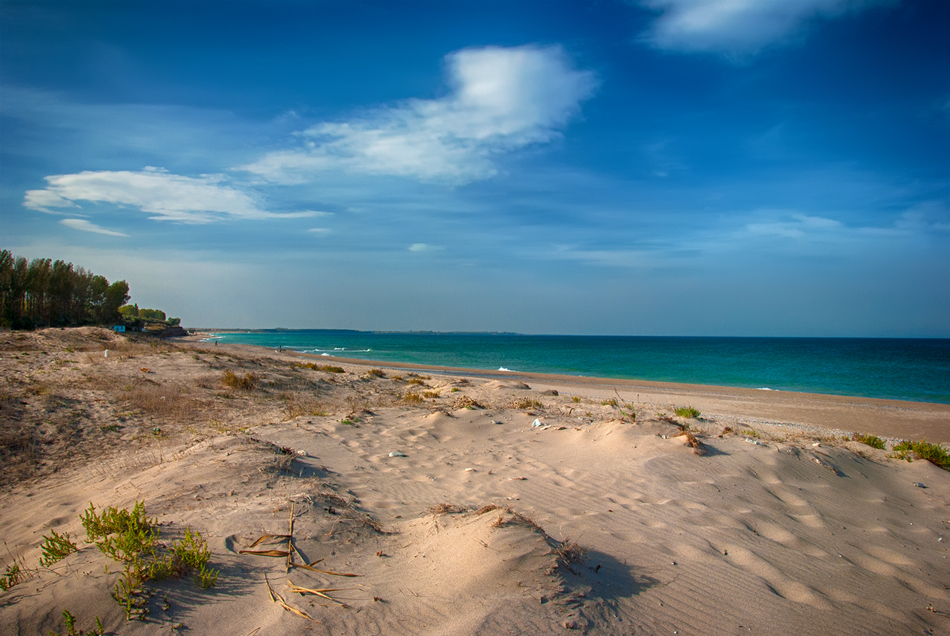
(0, 547), (33, 591)
(80, 501), (218, 620)
(892, 439), (950, 470)
(39, 529), (78, 567)
(852, 433), (886, 450)
(675, 406), (701, 419)
(571, 396), (581, 403)
(293, 362), (345, 373)
(422, 390), (440, 399)
(367, 368), (385, 378)
(222, 370), (260, 390)
(511, 397), (543, 410)
(601, 398), (618, 407)
(407, 378), (427, 386)
(403, 391), (425, 405)
(452, 395), (484, 409)
(740, 428), (760, 438)
(48, 610), (105, 636)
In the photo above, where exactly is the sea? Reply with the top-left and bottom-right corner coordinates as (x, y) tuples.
(204, 331), (950, 405)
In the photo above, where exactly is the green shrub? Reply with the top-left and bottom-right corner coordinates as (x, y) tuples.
(0, 552), (32, 591)
(39, 530), (78, 567)
(80, 502), (218, 620)
(674, 406), (701, 419)
(892, 439), (950, 470)
(852, 433), (886, 450)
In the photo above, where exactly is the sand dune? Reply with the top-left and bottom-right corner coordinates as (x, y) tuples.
(0, 329), (947, 635)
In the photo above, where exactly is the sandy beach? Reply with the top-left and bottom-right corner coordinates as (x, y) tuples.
(1, 328), (948, 635)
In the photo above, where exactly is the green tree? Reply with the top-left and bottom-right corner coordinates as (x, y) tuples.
(100, 280), (130, 324)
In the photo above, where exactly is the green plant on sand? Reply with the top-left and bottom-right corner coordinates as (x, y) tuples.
(674, 406), (701, 419)
(80, 501), (218, 620)
(39, 530), (78, 567)
(852, 433), (886, 450)
(892, 439), (950, 470)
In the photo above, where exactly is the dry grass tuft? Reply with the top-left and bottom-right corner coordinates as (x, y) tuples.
(677, 430), (708, 455)
(428, 503), (468, 516)
(452, 395), (484, 410)
(510, 397), (543, 410)
(403, 391), (425, 405)
(221, 370), (260, 390)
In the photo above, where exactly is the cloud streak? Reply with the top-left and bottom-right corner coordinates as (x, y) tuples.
(59, 218), (129, 237)
(639, 0), (895, 56)
(241, 45), (597, 184)
(24, 168), (316, 224)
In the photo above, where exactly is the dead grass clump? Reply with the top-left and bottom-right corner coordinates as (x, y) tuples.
(403, 391), (425, 405)
(294, 362), (345, 374)
(282, 394), (329, 419)
(510, 397), (543, 410)
(222, 370), (259, 390)
(452, 395), (484, 410)
(406, 378), (427, 386)
(367, 368), (385, 378)
(677, 430), (708, 456)
(474, 504), (500, 516)
(124, 381), (201, 424)
(428, 503), (468, 516)
(490, 509), (544, 532)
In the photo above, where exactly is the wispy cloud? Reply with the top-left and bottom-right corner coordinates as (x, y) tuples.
(241, 45), (597, 185)
(24, 168), (317, 224)
(746, 212), (843, 238)
(638, 0), (895, 56)
(408, 243), (443, 252)
(59, 218), (128, 237)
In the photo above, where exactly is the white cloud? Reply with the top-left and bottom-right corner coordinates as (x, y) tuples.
(23, 189), (80, 214)
(746, 212), (843, 238)
(23, 168), (317, 224)
(59, 218), (128, 237)
(241, 45), (597, 185)
(408, 243), (443, 252)
(639, 0), (894, 56)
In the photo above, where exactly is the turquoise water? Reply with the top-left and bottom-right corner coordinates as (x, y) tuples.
(206, 331), (950, 405)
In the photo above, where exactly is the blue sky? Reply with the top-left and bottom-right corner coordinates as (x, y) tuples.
(2, 0), (948, 336)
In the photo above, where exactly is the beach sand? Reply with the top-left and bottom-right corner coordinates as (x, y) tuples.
(1, 328), (948, 635)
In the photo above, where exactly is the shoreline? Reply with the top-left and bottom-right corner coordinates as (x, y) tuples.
(198, 337), (950, 443)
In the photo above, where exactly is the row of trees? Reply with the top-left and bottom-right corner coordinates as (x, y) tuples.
(0, 249), (131, 329)
(119, 304), (180, 326)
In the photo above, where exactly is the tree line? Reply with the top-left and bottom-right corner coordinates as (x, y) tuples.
(0, 249), (131, 329)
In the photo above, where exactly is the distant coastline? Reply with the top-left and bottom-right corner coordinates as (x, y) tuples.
(194, 330), (950, 405)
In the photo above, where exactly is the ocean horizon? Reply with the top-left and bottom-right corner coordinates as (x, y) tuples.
(201, 330), (950, 405)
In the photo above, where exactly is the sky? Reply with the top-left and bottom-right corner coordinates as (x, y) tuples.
(2, 0), (948, 336)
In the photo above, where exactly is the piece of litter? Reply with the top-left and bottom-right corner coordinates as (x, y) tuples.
(913, 482), (926, 488)
(812, 443), (821, 447)
(532, 418), (542, 427)
(389, 451), (408, 458)
(464, 468), (475, 472)
(296, 449), (308, 456)
(492, 420), (503, 425)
